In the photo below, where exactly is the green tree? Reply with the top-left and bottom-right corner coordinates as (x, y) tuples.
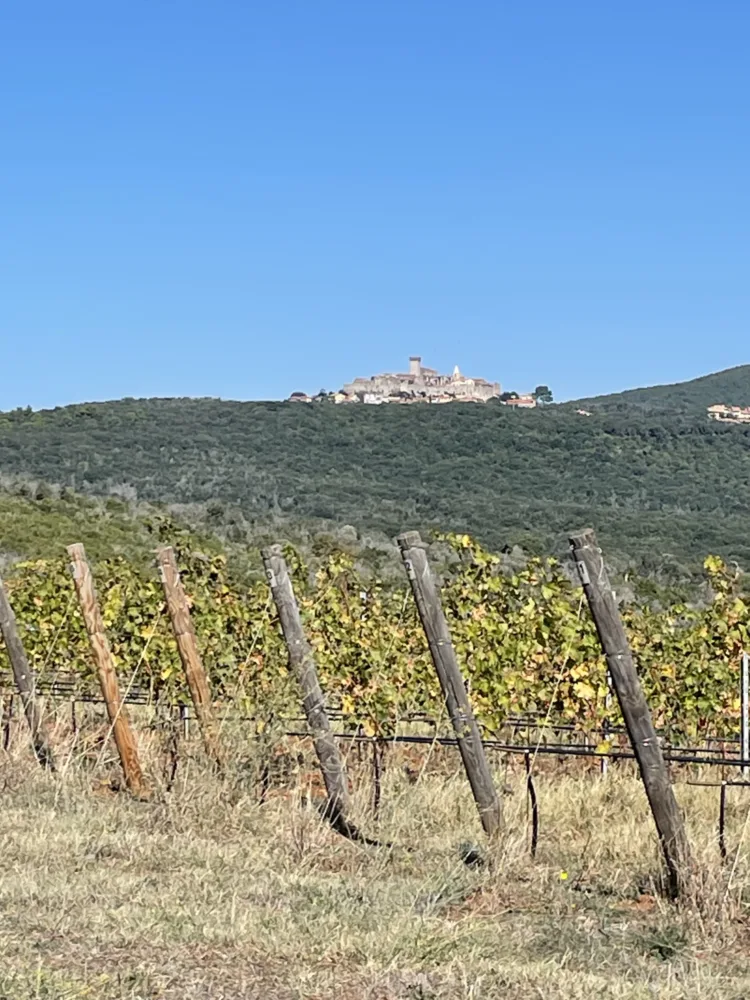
(533, 385), (553, 404)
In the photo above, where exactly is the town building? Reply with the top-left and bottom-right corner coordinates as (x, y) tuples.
(340, 356), (501, 404)
(503, 394), (537, 409)
(707, 404), (750, 424)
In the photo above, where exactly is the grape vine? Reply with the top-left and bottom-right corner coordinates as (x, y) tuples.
(1, 537), (746, 741)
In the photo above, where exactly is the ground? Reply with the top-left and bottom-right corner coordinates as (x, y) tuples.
(1, 719), (749, 999)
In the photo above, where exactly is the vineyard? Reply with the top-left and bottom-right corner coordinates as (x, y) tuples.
(2, 530), (750, 999)
(1, 533), (747, 743)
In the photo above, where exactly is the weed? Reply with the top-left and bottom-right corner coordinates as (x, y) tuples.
(0, 724), (749, 998)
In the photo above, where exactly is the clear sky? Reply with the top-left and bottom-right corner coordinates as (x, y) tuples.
(2, 2), (748, 409)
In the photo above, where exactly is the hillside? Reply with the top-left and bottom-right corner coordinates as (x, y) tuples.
(568, 364), (750, 414)
(0, 486), (229, 572)
(2, 384), (750, 579)
(0, 477), (420, 587)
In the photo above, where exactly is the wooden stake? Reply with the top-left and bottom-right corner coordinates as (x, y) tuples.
(569, 528), (690, 898)
(397, 531), (503, 838)
(0, 575), (54, 767)
(67, 543), (147, 797)
(157, 546), (224, 766)
(3, 693), (13, 751)
(261, 544), (351, 827)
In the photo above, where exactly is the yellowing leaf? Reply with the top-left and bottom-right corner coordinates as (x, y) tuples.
(573, 681), (596, 701)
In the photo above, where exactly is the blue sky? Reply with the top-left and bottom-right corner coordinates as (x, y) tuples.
(2, 2), (748, 409)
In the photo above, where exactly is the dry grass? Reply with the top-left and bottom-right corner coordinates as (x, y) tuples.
(1, 714), (750, 999)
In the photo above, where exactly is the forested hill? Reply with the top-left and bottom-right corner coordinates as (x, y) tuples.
(2, 381), (750, 579)
(568, 363), (750, 414)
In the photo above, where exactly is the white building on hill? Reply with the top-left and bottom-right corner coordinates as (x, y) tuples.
(707, 404), (750, 424)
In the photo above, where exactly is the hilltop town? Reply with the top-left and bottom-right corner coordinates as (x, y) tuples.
(289, 356), (543, 407)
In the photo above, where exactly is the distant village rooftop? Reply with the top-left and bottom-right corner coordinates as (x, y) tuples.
(707, 403), (750, 424)
(337, 356), (502, 405)
(286, 357), (548, 407)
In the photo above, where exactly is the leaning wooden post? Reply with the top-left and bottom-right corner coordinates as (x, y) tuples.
(569, 528), (690, 898)
(0, 575), (54, 768)
(67, 543), (147, 797)
(397, 531), (503, 838)
(157, 547), (224, 767)
(261, 544), (351, 827)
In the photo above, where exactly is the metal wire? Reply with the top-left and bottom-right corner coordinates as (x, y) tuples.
(2, 669), (746, 769)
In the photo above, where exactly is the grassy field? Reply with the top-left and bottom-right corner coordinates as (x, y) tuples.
(1, 716), (750, 999)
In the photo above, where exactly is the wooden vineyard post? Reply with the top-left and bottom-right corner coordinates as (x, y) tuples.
(397, 531), (503, 838)
(261, 544), (352, 830)
(0, 576), (54, 768)
(157, 546), (224, 767)
(569, 528), (690, 898)
(67, 543), (147, 797)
